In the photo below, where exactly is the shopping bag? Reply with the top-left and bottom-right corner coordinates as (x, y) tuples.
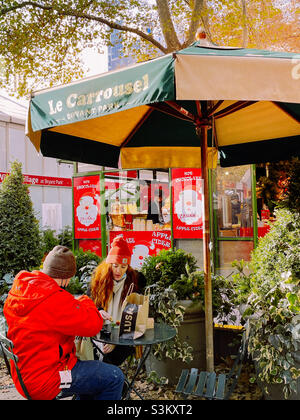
(119, 284), (149, 340)
(75, 336), (94, 360)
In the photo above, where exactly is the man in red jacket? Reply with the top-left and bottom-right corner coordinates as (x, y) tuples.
(4, 246), (124, 400)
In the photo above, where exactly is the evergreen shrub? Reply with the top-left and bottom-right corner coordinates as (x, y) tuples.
(0, 161), (42, 277)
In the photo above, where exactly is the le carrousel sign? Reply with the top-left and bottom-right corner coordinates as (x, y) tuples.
(30, 55), (173, 131)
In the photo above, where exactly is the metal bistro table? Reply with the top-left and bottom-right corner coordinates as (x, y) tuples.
(93, 322), (176, 400)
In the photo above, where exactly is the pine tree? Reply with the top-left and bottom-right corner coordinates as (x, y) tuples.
(0, 161), (42, 277)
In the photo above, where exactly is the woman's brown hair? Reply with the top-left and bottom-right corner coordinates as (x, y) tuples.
(90, 261), (139, 310)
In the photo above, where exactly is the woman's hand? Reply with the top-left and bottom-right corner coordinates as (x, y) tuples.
(99, 310), (112, 321)
(102, 344), (116, 354)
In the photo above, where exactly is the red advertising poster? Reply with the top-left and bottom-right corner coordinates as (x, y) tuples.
(73, 176), (101, 239)
(79, 239), (102, 257)
(171, 168), (203, 239)
(109, 231), (171, 270)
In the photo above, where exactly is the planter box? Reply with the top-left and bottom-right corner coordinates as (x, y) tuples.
(213, 325), (243, 364)
(146, 300), (206, 385)
(146, 301), (244, 385)
(255, 361), (300, 400)
(258, 381), (300, 400)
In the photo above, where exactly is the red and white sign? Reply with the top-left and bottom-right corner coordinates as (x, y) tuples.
(73, 176), (101, 239)
(79, 239), (102, 257)
(171, 168), (203, 239)
(0, 172), (72, 187)
(109, 230), (171, 270)
(105, 170), (138, 179)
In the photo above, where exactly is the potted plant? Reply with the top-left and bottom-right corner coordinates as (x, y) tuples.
(146, 281), (194, 363)
(229, 209), (300, 400)
(142, 248), (230, 313)
(141, 248), (232, 384)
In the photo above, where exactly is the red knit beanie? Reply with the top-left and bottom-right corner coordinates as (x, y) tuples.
(106, 236), (131, 265)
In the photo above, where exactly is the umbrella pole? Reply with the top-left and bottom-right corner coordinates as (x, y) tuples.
(199, 124), (214, 372)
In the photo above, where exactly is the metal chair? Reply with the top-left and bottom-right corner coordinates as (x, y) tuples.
(0, 332), (32, 400)
(175, 328), (248, 400)
(0, 332), (72, 400)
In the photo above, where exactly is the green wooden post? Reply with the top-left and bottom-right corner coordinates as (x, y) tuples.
(71, 162), (78, 253)
(100, 168), (107, 258)
(211, 168), (220, 272)
(169, 168), (174, 250)
(251, 164), (258, 248)
(208, 168), (215, 273)
(71, 176), (75, 253)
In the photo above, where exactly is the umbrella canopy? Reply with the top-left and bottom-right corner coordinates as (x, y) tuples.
(26, 43), (300, 372)
(27, 43), (300, 169)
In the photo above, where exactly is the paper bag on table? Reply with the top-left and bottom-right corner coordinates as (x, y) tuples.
(146, 317), (154, 329)
(119, 286), (149, 340)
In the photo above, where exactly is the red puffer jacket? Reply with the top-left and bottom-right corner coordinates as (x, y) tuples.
(3, 270), (103, 400)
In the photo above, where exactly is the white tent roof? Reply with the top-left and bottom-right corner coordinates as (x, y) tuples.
(0, 93), (28, 123)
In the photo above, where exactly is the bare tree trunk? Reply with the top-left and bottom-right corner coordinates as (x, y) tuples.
(185, 0), (206, 46)
(156, 0), (181, 51)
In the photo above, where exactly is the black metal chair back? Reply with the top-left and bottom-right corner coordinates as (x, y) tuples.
(0, 332), (32, 400)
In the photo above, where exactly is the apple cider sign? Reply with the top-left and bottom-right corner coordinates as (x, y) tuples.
(73, 176), (101, 239)
(172, 168), (203, 239)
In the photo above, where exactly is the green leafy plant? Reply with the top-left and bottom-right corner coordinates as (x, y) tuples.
(226, 259), (253, 308)
(142, 248), (203, 306)
(171, 265), (204, 302)
(41, 225), (73, 256)
(230, 209), (300, 399)
(57, 225), (73, 248)
(73, 248), (102, 279)
(67, 249), (102, 295)
(142, 248), (233, 362)
(142, 248), (198, 290)
(0, 161), (43, 278)
(146, 282), (193, 363)
(40, 228), (59, 255)
(0, 273), (14, 317)
(146, 370), (168, 386)
(142, 248), (232, 318)
(77, 260), (99, 293)
(66, 276), (85, 295)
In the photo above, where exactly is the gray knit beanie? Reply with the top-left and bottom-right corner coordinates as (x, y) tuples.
(42, 245), (76, 279)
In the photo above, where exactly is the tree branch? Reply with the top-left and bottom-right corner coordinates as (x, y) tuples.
(0, 1), (168, 53)
(0, 1), (49, 15)
(70, 10), (168, 53)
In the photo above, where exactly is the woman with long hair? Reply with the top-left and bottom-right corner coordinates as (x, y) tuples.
(89, 236), (146, 366)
